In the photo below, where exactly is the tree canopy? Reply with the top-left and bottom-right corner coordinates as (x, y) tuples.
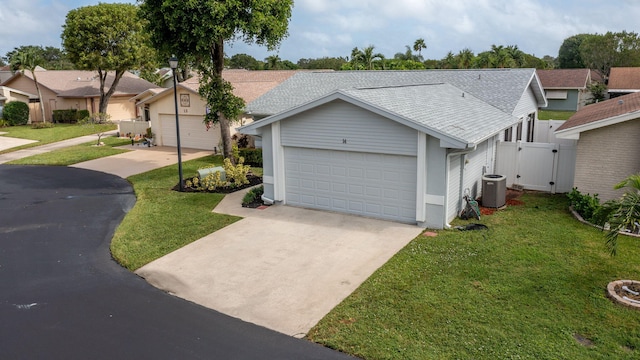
(579, 31), (640, 78)
(139, 0), (294, 161)
(4, 45), (73, 70)
(61, 3), (155, 114)
(10, 48), (46, 123)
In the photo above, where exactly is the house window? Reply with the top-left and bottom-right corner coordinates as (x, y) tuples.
(504, 127), (513, 142)
(516, 122), (523, 141)
(546, 90), (568, 99)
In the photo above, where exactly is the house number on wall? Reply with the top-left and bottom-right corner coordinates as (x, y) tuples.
(342, 139), (347, 144)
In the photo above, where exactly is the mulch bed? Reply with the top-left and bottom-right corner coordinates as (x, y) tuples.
(479, 189), (524, 216)
(172, 174), (262, 193)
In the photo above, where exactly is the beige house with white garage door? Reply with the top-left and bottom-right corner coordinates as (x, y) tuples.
(135, 69), (302, 151)
(1, 69), (156, 123)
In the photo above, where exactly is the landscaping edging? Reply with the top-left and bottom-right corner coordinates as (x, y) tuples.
(568, 206), (640, 239)
(607, 280), (640, 310)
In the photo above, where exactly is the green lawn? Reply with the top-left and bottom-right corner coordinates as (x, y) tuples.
(7, 136), (131, 165)
(110, 155), (242, 270)
(0, 123), (117, 154)
(538, 110), (575, 120)
(308, 193), (640, 359)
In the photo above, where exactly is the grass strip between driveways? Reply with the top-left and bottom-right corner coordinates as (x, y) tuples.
(307, 193), (640, 359)
(0, 123), (117, 154)
(7, 136), (131, 165)
(110, 155), (241, 271)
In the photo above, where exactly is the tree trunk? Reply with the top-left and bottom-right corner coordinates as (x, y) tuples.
(212, 40), (235, 164)
(97, 69), (125, 117)
(30, 71), (46, 123)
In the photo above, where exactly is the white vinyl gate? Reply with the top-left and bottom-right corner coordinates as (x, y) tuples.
(495, 141), (576, 193)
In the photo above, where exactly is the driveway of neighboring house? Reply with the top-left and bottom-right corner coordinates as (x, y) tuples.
(136, 189), (424, 337)
(0, 133), (37, 152)
(71, 145), (211, 178)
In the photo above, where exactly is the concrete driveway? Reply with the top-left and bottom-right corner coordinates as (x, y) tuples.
(136, 189), (423, 337)
(0, 133), (37, 152)
(71, 145), (211, 178)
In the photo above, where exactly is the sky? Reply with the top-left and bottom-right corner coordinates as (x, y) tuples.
(1, 0), (640, 63)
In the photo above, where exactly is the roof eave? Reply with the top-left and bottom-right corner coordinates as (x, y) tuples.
(555, 110), (640, 139)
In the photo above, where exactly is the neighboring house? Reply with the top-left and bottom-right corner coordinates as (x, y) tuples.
(0, 65), (13, 84)
(555, 92), (640, 201)
(607, 67), (640, 98)
(0, 86), (36, 106)
(537, 69), (601, 111)
(240, 69), (547, 229)
(134, 69), (301, 150)
(1, 69), (156, 122)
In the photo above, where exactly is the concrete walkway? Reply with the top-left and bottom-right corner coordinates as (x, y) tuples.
(136, 188), (423, 337)
(0, 131), (117, 164)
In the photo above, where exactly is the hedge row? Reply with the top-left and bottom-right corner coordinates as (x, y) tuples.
(52, 109), (90, 123)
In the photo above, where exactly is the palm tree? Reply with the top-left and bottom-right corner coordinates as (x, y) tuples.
(506, 45), (525, 67)
(361, 45), (385, 70)
(11, 49), (46, 123)
(596, 173), (640, 255)
(413, 38), (427, 59)
(457, 48), (475, 69)
(490, 45), (514, 68)
(350, 47), (363, 70)
(264, 55), (282, 70)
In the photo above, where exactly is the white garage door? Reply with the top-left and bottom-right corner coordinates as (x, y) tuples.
(160, 114), (217, 150)
(285, 147), (417, 223)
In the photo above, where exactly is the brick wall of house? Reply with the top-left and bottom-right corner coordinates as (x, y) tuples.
(573, 118), (640, 201)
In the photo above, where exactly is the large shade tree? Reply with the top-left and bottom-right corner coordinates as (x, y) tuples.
(139, 0), (293, 161)
(61, 3), (155, 116)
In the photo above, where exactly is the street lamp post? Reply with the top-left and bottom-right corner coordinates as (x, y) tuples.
(169, 56), (184, 192)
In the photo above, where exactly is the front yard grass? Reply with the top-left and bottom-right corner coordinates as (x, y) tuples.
(110, 155), (242, 270)
(7, 136), (131, 165)
(538, 110), (575, 120)
(308, 193), (640, 359)
(0, 123), (117, 154)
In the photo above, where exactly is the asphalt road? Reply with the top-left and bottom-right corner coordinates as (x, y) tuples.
(0, 165), (354, 359)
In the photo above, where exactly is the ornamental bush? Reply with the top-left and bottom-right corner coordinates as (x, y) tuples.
(567, 187), (600, 222)
(3, 101), (29, 125)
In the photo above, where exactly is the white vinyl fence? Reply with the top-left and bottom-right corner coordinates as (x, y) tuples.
(118, 120), (150, 137)
(495, 141), (576, 194)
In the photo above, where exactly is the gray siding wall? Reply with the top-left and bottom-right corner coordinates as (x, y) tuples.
(280, 99), (418, 156)
(545, 89), (579, 112)
(574, 119), (640, 201)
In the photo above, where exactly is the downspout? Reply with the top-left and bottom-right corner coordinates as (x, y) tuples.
(443, 145), (477, 228)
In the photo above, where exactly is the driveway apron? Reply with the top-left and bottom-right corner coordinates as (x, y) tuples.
(136, 189), (423, 337)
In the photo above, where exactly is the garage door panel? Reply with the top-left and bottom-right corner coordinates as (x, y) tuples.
(285, 147), (416, 223)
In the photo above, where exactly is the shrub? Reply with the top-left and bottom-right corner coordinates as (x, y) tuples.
(3, 101), (29, 125)
(567, 187), (600, 222)
(31, 122), (55, 129)
(52, 109), (90, 123)
(239, 148), (262, 167)
(242, 185), (264, 206)
(223, 157), (250, 187)
(0, 119), (9, 127)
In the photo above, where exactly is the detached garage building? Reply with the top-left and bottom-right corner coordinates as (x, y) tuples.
(240, 69), (547, 228)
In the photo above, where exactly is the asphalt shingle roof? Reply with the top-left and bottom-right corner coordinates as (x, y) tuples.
(608, 67), (640, 90)
(245, 68), (543, 116)
(7, 70), (156, 97)
(342, 83), (519, 145)
(557, 91), (640, 131)
(537, 69), (592, 89)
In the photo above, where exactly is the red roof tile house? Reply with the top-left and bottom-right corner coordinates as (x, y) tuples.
(1, 69), (156, 122)
(537, 69), (601, 111)
(555, 92), (640, 201)
(607, 67), (640, 98)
